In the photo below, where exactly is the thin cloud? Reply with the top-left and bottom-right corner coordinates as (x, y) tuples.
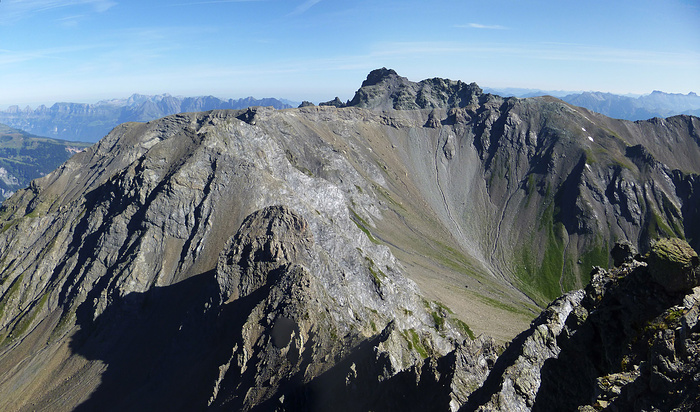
(290, 0), (324, 16)
(56, 15), (86, 27)
(456, 23), (509, 30)
(171, 0), (265, 6)
(0, 0), (115, 24)
(0, 44), (100, 66)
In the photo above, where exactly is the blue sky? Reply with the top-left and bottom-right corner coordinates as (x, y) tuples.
(0, 0), (698, 107)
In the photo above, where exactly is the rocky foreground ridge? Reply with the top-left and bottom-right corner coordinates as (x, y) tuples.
(0, 69), (698, 410)
(464, 237), (700, 411)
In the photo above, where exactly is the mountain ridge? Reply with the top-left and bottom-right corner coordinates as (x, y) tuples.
(0, 94), (293, 142)
(0, 69), (698, 410)
(485, 87), (700, 120)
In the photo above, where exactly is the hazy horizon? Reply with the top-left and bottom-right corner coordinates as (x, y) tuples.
(1, 0), (698, 108)
(3, 83), (700, 112)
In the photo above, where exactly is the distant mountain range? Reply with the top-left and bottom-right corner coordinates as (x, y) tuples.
(2, 89), (697, 143)
(0, 124), (90, 200)
(0, 94), (294, 142)
(561, 91), (700, 120)
(484, 88), (700, 120)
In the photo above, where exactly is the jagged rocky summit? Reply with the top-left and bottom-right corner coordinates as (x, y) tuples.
(0, 69), (698, 410)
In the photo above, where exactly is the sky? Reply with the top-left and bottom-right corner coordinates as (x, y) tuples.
(0, 0), (698, 108)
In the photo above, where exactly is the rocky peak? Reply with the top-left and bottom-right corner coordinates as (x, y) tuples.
(319, 96), (346, 108)
(361, 67), (400, 87)
(347, 68), (484, 110)
(216, 205), (313, 302)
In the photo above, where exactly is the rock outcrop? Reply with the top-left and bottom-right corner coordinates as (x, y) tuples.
(347, 68), (483, 110)
(647, 237), (700, 292)
(319, 97), (346, 108)
(460, 238), (700, 411)
(208, 205), (468, 410)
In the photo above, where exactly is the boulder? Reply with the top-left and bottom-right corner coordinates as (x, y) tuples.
(647, 238), (700, 293)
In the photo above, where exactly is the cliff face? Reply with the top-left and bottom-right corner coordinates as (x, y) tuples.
(0, 69), (698, 410)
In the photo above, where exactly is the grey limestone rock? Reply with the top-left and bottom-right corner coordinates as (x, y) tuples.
(209, 205), (469, 410)
(216, 205), (314, 302)
(347, 67), (483, 110)
(468, 290), (585, 411)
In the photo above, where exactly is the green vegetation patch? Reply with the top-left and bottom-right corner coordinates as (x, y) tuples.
(422, 239), (487, 282)
(451, 318), (475, 339)
(7, 292), (47, 340)
(402, 328), (429, 358)
(372, 182), (406, 213)
(284, 149), (314, 177)
(640, 308), (686, 337)
(0, 219), (19, 234)
(473, 293), (534, 317)
(515, 201), (567, 306)
(664, 308), (686, 325)
(576, 239), (609, 285)
(349, 207), (381, 244)
(1, 286), (49, 346)
(431, 311), (445, 329)
(433, 300), (454, 315)
(365, 256), (387, 287)
(649, 211), (672, 239)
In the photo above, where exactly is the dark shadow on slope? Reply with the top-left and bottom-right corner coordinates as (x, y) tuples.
(672, 170), (700, 252)
(69, 269), (268, 412)
(248, 323), (457, 412)
(554, 154), (588, 235)
(532, 268), (688, 411)
(70, 271), (221, 412)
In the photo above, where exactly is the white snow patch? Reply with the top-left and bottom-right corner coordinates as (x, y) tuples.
(588, 136), (594, 142)
(581, 127), (586, 132)
(585, 164), (591, 171)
